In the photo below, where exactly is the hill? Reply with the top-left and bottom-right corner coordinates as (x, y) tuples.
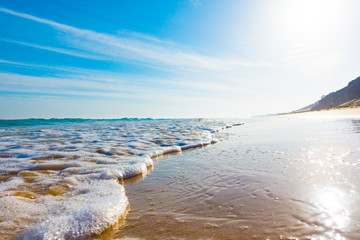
(294, 76), (360, 112)
(310, 76), (360, 110)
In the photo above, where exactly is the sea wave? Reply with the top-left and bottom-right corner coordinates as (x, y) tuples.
(0, 118), (243, 239)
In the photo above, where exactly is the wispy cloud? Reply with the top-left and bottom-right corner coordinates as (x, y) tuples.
(0, 71), (240, 105)
(0, 6), (261, 116)
(283, 44), (344, 76)
(0, 72), (165, 99)
(0, 7), (252, 72)
(7, 59), (261, 97)
(0, 38), (103, 60)
(0, 58), (121, 78)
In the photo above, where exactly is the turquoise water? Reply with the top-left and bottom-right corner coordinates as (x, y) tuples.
(0, 118), (242, 239)
(0, 118), (159, 127)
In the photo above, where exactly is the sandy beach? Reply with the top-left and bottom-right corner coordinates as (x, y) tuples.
(290, 107), (360, 117)
(109, 112), (360, 239)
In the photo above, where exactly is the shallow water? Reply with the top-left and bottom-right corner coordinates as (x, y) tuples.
(0, 118), (239, 239)
(115, 115), (360, 239)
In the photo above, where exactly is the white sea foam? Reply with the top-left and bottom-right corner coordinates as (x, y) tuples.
(0, 118), (243, 239)
(16, 180), (128, 240)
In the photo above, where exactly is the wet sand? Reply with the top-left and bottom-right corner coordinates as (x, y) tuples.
(291, 107), (360, 117)
(111, 114), (360, 239)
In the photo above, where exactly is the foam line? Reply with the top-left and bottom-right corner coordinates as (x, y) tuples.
(0, 119), (244, 238)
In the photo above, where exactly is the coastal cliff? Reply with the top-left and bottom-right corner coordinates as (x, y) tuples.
(311, 76), (360, 110)
(294, 76), (360, 113)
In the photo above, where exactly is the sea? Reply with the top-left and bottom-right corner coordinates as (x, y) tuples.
(1, 115), (360, 239)
(0, 118), (242, 239)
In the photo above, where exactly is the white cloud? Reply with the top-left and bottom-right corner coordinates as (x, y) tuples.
(0, 72), (243, 107)
(0, 38), (103, 60)
(282, 44), (345, 77)
(0, 7), (252, 72)
(0, 58), (125, 78)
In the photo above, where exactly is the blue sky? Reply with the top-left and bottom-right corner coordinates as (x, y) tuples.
(0, 0), (360, 118)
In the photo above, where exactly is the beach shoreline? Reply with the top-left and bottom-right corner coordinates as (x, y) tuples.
(112, 115), (360, 239)
(282, 107), (360, 117)
(0, 119), (241, 239)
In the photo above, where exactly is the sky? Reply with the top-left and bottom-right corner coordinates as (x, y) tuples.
(0, 0), (359, 119)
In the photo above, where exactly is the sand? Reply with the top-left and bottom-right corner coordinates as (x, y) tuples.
(291, 107), (360, 117)
(105, 114), (360, 239)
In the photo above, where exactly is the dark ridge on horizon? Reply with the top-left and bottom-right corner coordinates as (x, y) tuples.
(294, 76), (360, 113)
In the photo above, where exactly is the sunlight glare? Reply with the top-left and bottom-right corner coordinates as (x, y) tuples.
(312, 187), (349, 229)
(268, 0), (349, 43)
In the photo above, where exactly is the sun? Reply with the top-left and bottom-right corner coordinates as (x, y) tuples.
(262, 0), (350, 44)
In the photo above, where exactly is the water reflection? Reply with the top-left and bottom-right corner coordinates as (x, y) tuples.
(116, 116), (360, 239)
(351, 120), (360, 133)
(312, 186), (349, 230)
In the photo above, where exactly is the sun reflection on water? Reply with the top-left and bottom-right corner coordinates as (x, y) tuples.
(311, 186), (350, 239)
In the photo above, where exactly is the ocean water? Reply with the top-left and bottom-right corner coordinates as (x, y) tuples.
(112, 114), (360, 239)
(0, 118), (242, 239)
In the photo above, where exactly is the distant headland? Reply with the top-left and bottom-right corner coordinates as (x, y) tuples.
(294, 76), (360, 113)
